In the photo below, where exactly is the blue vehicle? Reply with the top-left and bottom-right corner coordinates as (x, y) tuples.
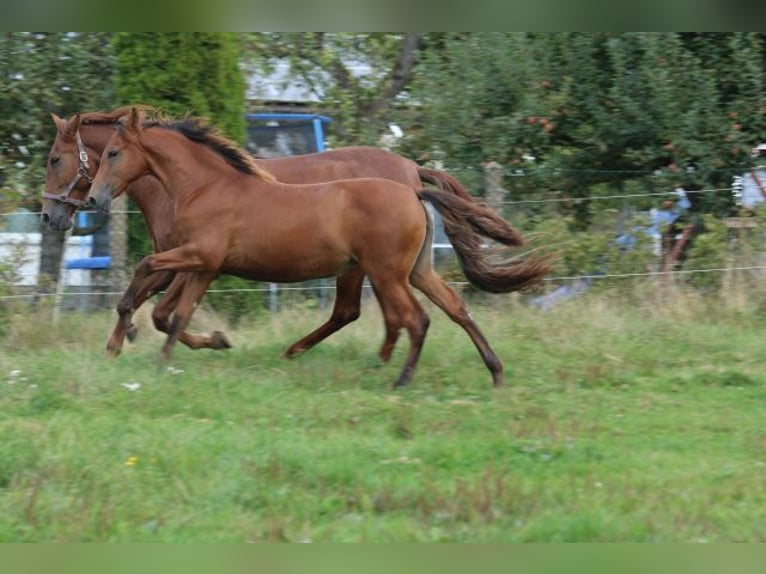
(245, 113), (332, 158)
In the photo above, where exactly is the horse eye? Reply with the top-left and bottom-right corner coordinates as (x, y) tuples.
(49, 156), (60, 166)
(107, 149), (118, 158)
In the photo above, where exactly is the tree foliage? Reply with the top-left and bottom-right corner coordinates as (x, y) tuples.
(0, 32), (114, 199)
(0, 32), (114, 289)
(244, 33), (424, 144)
(112, 32), (247, 264)
(2, 33), (766, 301)
(398, 32), (766, 225)
(112, 33), (258, 319)
(113, 32), (245, 144)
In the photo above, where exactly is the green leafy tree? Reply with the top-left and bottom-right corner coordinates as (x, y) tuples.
(112, 32), (255, 320)
(114, 33), (245, 143)
(0, 32), (114, 290)
(404, 33), (764, 230)
(112, 32), (246, 262)
(244, 33), (425, 144)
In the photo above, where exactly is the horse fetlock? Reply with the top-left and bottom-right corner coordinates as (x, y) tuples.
(392, 366), (415, 388)
(378, 343), (395, 363)
(105, 341), (122, 358)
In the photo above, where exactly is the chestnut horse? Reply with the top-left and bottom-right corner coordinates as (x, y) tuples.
(88, 108), (550, 388)
(42, 108), (480, 357)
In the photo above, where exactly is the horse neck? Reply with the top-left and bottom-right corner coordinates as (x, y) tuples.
(140, 129), (253, 201)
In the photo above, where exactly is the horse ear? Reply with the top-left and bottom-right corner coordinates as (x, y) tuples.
(51, 113), (66, 134)
(64, 112), (82, 137)
(128, 107), (142, 131)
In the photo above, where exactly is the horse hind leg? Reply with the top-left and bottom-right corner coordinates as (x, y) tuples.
(283, 266), (366, 358)
(367, 274), (430, 388)
(368, 282), (400, 363)
(370, 200), (435, 365)
(410, 265), (503, 387)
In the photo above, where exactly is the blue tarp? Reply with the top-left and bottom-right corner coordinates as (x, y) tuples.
(65, 256), (111, 270)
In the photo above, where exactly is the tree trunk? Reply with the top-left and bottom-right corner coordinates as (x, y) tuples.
(37, 224), (65, 295)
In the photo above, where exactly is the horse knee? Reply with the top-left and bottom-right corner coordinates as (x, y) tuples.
(152, 306), (170, 332)
(116, 298), (133, 316)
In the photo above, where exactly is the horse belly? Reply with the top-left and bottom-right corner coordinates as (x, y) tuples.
(223, 240), (352, 283)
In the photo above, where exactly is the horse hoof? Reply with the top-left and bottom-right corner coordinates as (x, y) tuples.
(283, 346), (303, 359)
(126, 325), (138, 342)
(105, 346), (121, 358)
(210, 331), (232, 350)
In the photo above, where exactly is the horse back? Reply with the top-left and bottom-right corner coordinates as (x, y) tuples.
(258, 146), (421, 189)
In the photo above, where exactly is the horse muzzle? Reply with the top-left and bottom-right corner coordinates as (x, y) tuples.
(88, 184), (114, 213)
(40, 210), (73, 231)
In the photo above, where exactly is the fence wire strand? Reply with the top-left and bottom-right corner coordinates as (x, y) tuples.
(3, 265), (766, 302)
(0, 186), (738, 218)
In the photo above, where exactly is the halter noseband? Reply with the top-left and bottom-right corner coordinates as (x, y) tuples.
(42, 130), (94, 209)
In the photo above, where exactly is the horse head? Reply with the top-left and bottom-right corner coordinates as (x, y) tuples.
(89, 107), (147, 213)
(41, 112), (99, 230)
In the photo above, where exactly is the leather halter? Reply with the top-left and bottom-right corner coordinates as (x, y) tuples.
(41, 130), (94, 209)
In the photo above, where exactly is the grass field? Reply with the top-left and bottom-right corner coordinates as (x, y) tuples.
(1, 283), (766, 542)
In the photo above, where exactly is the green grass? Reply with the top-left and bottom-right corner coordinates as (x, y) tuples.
(2, 286), (766, 542)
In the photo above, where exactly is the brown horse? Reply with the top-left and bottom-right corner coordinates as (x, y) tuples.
(88, 108), (550, 388)
(42, 108), (483, 357)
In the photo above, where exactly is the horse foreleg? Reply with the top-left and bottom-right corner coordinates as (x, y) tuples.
(159, 272), (217, 361)
(152, 273), (232, 351)
(105, 258), (171, 357)
(283, 267), (365, 358)
(411, 267), (503, 387)
(106, 270), (174, 357)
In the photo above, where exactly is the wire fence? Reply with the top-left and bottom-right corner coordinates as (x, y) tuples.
(4, 265), (766, 302)
(0, 185), (740, 218)
(1, 177), (763, 305)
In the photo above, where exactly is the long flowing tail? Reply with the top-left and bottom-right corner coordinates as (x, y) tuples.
(417, 188), (552, 293)
(417, 166), (476, 203)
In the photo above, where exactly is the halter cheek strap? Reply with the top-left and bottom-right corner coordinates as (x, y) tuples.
(42, 131), (95, 209)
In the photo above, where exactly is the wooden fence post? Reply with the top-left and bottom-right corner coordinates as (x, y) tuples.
(484, 161), (506, 214)
(108, 194), (129, 301)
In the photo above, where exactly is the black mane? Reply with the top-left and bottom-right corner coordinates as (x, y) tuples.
(144, 117), (273, 180)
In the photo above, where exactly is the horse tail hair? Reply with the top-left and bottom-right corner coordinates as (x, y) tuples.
(417, 188), (552, 293)
(417, 166), (475, 203)
(417, 165), (524, 248)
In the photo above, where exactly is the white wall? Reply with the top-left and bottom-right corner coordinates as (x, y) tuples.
(0, 232), (94, 286)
